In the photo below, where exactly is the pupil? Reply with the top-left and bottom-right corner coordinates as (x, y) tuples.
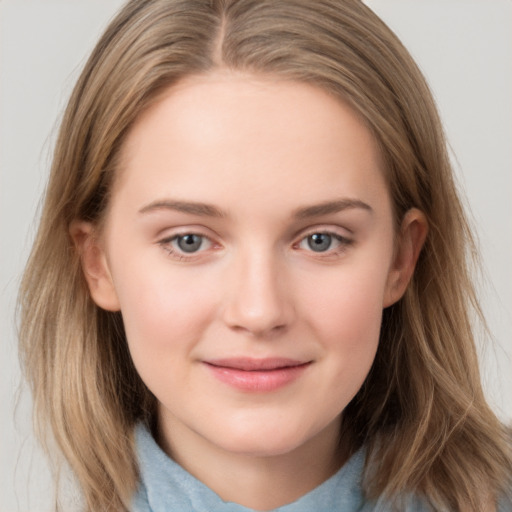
(308, 233), (331, 252)
(178, 234), (202, 253)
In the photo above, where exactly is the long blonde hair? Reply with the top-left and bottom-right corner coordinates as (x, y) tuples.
(18, 0), (511, 510)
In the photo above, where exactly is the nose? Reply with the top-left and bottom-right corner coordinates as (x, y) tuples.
(221, 250), (294, 338)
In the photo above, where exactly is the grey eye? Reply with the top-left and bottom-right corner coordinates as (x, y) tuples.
(176, 234), (204, 253)
(306, 233), (333, 252)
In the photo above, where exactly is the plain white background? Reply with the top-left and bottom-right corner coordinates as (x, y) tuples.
(1, 1), (511, 511)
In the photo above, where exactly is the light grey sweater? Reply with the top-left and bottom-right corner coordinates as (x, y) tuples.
(131, 424), (432, 512)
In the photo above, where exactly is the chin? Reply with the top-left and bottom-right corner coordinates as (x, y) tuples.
(211, 420), (317, 458)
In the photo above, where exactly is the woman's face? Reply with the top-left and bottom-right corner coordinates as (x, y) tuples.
(82, 72), (418, 460)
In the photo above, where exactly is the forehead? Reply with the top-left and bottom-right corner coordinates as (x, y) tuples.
(113, 71), (389, 216)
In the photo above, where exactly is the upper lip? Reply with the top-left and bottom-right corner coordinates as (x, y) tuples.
(204, 358), (311, 371)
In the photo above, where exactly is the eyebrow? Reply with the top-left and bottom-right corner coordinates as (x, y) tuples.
(292, 199), (373, 219)
(138, 199), (227, 217)
(138, 197), (373, 219)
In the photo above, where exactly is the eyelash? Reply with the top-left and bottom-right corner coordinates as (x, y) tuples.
(157, 229), (353, 262)
(294, 230), (354, 258)
(158, 233), (216, 261)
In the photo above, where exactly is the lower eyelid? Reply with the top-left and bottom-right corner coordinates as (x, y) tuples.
(157, 233), (221, 260)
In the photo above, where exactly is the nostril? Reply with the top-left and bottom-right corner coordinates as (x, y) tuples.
(229, 321), (288, 338)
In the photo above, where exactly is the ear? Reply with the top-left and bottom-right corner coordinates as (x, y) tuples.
(383, 208), (428, 308)
(70, 221), (121, 311)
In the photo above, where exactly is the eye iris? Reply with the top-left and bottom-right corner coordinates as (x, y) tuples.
(307, 233), (332, 252)
(177, 234), (203, 253)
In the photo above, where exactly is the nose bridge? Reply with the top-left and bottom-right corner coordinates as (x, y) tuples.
(222, 243), (293, 336)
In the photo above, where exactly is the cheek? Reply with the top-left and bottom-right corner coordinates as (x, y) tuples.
(110, 256), (219, 371)
(298, 262), (389, 392)
(302, 263), (388, 343)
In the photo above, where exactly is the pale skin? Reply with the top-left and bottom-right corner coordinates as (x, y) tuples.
(73, 71), (428, 510)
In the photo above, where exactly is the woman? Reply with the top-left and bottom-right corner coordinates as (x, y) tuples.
(18, 1), (512, 510)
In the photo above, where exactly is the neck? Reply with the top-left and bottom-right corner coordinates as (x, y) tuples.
(157, 416), (346, 511)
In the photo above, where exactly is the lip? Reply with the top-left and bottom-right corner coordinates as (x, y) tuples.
(203, 358), (311, 392)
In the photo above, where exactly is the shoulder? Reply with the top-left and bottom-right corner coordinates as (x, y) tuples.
(359, 497), (430, 512)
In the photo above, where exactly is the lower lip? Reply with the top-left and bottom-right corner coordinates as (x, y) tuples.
(204, 363), (310, 392)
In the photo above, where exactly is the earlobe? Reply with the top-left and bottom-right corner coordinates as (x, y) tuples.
(383, 208), (428, 308)
(70, 221), (121, 312)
